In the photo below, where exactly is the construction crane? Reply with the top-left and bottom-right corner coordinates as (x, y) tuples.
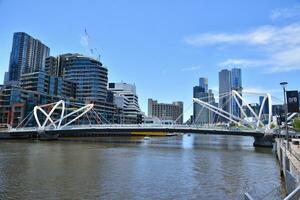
(84, 29), (101, 61)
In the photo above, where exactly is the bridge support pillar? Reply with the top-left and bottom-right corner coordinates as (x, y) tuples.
(253, 135), (274, 148)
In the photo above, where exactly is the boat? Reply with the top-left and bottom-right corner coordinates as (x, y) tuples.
(166, 133), (177, 136)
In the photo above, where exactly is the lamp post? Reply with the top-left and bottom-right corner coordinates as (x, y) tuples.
(280, 81), (289, 150)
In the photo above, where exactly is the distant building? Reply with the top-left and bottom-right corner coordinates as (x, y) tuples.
(231, 68), (242, 117)
(272, 104), (284, 116)
(219, 69), (231, 121)
(8, 32), (50, 82)
(208, 89), (218, 123)
(243, 103), (260, 117)
(148, 99), (183, 124)
(259, 96), (269, 114)
(193, 85), (209, 124)
(199, 77), (208, 93)
(108, 82), (142, 124)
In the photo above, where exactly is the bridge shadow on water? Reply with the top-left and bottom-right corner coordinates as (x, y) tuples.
(55, 134), (273, 153)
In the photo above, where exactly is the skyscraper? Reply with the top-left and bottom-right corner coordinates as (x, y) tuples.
(199, 77), (208, 93)
(8, 32), (50, 82)
(219, 69), (231, 121)
(231, 68), (242, 117)
(193, 77), (209, 124)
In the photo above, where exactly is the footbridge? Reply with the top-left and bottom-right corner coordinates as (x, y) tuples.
(1, 98), (277, 147)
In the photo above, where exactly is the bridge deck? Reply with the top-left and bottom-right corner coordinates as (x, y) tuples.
(2, 125), (265, 137)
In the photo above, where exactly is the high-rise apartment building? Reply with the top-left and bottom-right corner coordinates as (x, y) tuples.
(44, 53), (118, 122)
(46, 53), (108, 101)
(148, 99), (183, 124)
(8, 32), (50, 82)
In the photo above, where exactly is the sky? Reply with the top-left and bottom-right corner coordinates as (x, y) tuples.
(0, 0), (300, 121)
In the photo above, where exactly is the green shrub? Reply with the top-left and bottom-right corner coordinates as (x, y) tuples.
(293, 117), (300, 132)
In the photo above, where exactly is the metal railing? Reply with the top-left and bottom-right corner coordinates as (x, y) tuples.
(6, 123), (266, 134)
(283, 185), (300, 200)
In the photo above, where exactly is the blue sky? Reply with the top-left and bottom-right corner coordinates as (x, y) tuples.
(0, 0), (300, 120)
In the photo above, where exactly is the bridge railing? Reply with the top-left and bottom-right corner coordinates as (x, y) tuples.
(56, 124), (263, 133)
(7, 123), (265, 134)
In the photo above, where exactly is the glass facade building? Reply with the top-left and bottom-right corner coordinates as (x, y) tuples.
(199, 77), (208, 93)
(48, 54), (108, 101)
(8, 32), (50, 82)
(219, 69), (232, 121)
(231, 68), (242, 117)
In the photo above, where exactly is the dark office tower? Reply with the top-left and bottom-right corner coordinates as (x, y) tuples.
(193, 86), (209, 124)
(231, 68), (242, 117)
(8, 32), (50, 82)
(219, 69), (231, 121)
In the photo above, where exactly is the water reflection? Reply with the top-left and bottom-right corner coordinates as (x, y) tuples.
(0, 135), (284, 200)
(182, 134), (194, 149)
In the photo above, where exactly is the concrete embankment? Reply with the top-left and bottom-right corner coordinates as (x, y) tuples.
(275, 138), (300, 198)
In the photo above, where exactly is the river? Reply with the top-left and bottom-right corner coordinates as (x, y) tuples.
(0, 134), (285, 200)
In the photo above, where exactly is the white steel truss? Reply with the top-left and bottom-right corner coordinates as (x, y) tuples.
(193, 90), (274, 130)
(33, 100), (94, 130)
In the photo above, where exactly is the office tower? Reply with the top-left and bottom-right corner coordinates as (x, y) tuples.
(108, 82), (142, 124)
(193, 86), (209, 124)
(199, 77), (208, 92)
(219, 69), (231, 121)
(148, 99), (183, 124)
(231, 68), (242, 117)
(8, 32), (50, 82)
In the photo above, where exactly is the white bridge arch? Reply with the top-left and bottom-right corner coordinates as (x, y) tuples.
(193, 90), (273, 130)
(33, 100), (94, 130)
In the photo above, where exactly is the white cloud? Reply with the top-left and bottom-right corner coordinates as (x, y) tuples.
(243, 87), (281, 94)
(186, 23), (300, 73)
(185, 24), (300, 48)
(181, 65), (202, 72)
(270, 5), (300, 20)
(219, 59), (266, 68)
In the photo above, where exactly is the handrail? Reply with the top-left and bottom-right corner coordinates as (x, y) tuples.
(284, 185), (300, 200)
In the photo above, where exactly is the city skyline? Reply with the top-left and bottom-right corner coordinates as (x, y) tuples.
(1, 0), (299, 121)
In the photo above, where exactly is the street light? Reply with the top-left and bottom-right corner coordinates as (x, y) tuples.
(280, 81), (289, 150)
